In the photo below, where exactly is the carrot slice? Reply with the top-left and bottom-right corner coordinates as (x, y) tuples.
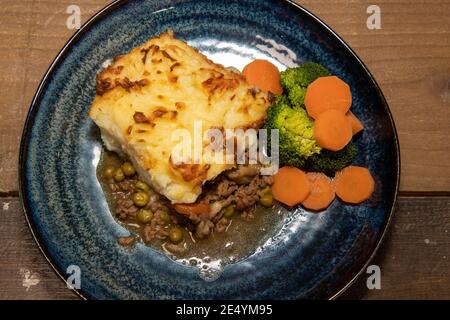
(173, 203), (211, 216)
(272, 166), (310, 206)
(242, 59), (283, 95)
(302, 173), (335, 211)
(334, 166), (375, 204)
(304, 76), (352, 119)
(346, 111), (364, 135)
(313, 109), (353, 151)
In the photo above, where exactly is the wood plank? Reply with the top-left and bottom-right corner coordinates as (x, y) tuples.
(0, 197), (78, 299)
(341, 196), (450, 299)
(0, 1), (449, 193)
(0, 0), (107, 194)
(0, 196), (449, 299)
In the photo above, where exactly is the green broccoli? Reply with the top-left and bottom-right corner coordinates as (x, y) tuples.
(265, 61), (358, 174)
(305, 143), (357, 175)
(265, 95), (322, 168)
(280, 62), (331, 108)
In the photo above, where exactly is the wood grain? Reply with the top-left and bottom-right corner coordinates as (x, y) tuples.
(0, 197), (78, 299)
(0, 0), (449, 300)
(0, 0), (449, 193)
(0, 0), (107, 194)
(341, 196), (450, 300)
(0, 196), (448, 299)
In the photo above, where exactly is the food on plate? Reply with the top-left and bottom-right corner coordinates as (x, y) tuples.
(137, 209), (153, 223)
(242, 59), (283, 95)
(89, 30), (271, 204)
(280, 62), (331, 108)
(265, 63), (363, 175)
(301, 172), (335, 211)
(113, 167), (125, 182)
(304, 75), (352, 119)
(91, 31), (278, 257)
(334, 166), (375, 204)
(265, 95), (321, 168)
(304, 143), (357, 175)
(173, 203), (211, 216)
(258, 187), (274, 207)
(100, 151), (275, 255)
(117, 236), (136, 247)
(168, 226), (184, 244)
(346, 111), (364, 135)
(272, 166), (310, 206)
(90, 31), (375, 259)
(313, 109), (353, 151)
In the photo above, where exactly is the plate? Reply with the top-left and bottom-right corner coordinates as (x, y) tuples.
(19, 0), (400, 299)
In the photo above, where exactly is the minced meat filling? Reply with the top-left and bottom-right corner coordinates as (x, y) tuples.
(99, 153), (275, 254)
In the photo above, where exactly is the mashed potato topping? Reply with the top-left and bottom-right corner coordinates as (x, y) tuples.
(89, 31), (271, 203)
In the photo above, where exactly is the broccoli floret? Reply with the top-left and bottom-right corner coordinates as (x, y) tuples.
(280, 62), (331, 107)
(305, 143), (357, 175)
(285, 85), (307, 109)
(266, 63), (357, 174)
(265, 95), (322, 168)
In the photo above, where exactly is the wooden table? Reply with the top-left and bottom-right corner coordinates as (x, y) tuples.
(0, 0), (449, 299)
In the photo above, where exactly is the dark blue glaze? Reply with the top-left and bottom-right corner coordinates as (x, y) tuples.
(19, 0), (399, 299)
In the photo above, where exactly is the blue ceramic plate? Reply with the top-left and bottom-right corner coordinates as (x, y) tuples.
(19, 0), (400, 299)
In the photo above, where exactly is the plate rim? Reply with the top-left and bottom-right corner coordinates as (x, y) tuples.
(18, 0), (401, 300)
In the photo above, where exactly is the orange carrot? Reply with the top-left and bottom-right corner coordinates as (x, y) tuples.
(346, 111), (364, 135)
(302, 173), (335, 211)
(334, 166), (375, 204)
(242, 59), (283, 95)
(272, 166), (310, 206)
(313, 109), (353, 151)
(304, 76), (352, 119)
(173, 203), (211, 216)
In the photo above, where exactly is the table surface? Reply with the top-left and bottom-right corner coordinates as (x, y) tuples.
(0, 0), (449, 299)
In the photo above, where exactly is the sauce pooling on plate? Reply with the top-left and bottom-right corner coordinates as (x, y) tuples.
(97, 151), (284, 279)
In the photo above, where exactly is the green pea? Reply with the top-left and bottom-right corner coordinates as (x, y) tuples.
(121, 161), (136, 176)
(259, 193), (274, 207)
(223, 205), (235, 218)
(159, 211), (171, 223)
(137, 209), (153, 223)
(135, 180), (150, 192)
(113, 168), (125, 182)
(261, 186), (271, 195)
(132, 192), (149, 207)
(168, 227), (183, 244)
(103, 165), (116, 179)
